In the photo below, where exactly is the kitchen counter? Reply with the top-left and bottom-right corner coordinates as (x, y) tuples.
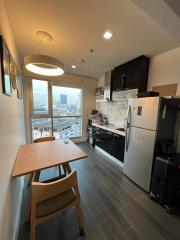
(92, 123), (126, 136)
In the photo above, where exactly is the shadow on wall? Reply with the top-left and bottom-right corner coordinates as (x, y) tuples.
(1, 176), (24, 240)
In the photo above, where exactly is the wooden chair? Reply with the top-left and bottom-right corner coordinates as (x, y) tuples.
(30, 170), (85, 240)
(28, 137), (62, 185)
(33, 136), (56, 143)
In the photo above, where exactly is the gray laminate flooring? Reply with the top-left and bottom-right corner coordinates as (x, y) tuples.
(18, 143), (180, 240)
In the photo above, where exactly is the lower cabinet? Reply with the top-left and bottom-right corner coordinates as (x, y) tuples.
(92, 126), (125, 162)
(111, 133), (125, 162)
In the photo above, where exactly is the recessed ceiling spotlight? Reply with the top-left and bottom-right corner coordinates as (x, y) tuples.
(103, 31), (112, 40)
(72, 65), (76, 69)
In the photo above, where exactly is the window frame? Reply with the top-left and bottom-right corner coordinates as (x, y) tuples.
(30, 78), (52, 119)
(30, 78), (83, 141)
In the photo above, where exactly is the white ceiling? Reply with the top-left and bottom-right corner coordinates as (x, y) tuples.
(132, 0), (180, 42)
(4, 0), (180, 79)
(164, 0), (180, 18)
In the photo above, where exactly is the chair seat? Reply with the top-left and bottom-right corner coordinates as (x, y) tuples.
(37, 189), (76, 218)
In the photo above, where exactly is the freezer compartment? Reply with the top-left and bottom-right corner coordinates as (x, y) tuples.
(128, 97), (160, 130)
(124, 126), (156, 192)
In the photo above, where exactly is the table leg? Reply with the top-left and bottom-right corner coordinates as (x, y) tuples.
(62, 164), (67, 175)
(28, 173), (34, 186)
(34, 171), (41, 182)
(63, 163), (71, 174)
(58, 165), (62, 176)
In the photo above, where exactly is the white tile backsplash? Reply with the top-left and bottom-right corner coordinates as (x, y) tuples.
(96, 100), (128, 126)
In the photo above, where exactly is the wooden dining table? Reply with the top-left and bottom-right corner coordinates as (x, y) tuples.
(12, 139), (87, 178)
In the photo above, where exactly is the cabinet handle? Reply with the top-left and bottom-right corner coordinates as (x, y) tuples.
(107, 131), (112, 135)
(113, 133), (120, 138)
(97, 131), (102, 134)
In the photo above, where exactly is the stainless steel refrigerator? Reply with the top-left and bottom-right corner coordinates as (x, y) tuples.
(124, 96), (180, 192)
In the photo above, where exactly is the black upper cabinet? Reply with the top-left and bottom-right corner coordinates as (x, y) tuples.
(112, 55), (150, 92)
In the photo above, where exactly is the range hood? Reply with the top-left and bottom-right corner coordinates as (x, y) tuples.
(112, 89), (138, 101)
(104, 70), (112, 101)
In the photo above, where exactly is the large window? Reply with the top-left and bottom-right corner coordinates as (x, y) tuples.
(31, 79), (82, 141)
(31, 118), (52, 139)
(32, 79), (49, 115)
(52, 86), (82, 139)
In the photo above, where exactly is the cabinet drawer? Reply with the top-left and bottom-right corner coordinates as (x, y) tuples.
(93, 127), (125, 162)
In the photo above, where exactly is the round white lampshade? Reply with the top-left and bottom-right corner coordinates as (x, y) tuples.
(24, 54), (64, 76)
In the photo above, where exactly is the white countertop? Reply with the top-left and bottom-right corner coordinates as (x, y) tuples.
(92, 123), (126, 136)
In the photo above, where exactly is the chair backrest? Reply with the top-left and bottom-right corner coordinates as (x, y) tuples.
(34, 136), (55, 143)
(32, 170), (78, 203)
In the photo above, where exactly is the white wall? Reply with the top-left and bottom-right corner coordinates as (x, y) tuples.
(97, 75), (105, 88)
(23, 69), (97, 143)
(148, 46), (180, 95)
(0, 1), (26, 239)
(148, 46), (180, 152)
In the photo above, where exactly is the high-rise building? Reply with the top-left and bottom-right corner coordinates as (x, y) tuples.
(60, 94), (67, 105)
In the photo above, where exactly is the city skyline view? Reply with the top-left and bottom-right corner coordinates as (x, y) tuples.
(31, 79), (82, 140)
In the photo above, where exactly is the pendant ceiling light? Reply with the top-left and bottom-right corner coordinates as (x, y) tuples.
(24, 31), (64, 76)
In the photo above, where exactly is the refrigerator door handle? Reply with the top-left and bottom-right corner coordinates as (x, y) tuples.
(126, 106), (131, 127)
(125, 106), (131, 152)
(125, 125), (130, 152)
(125, 128), (127, 152)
